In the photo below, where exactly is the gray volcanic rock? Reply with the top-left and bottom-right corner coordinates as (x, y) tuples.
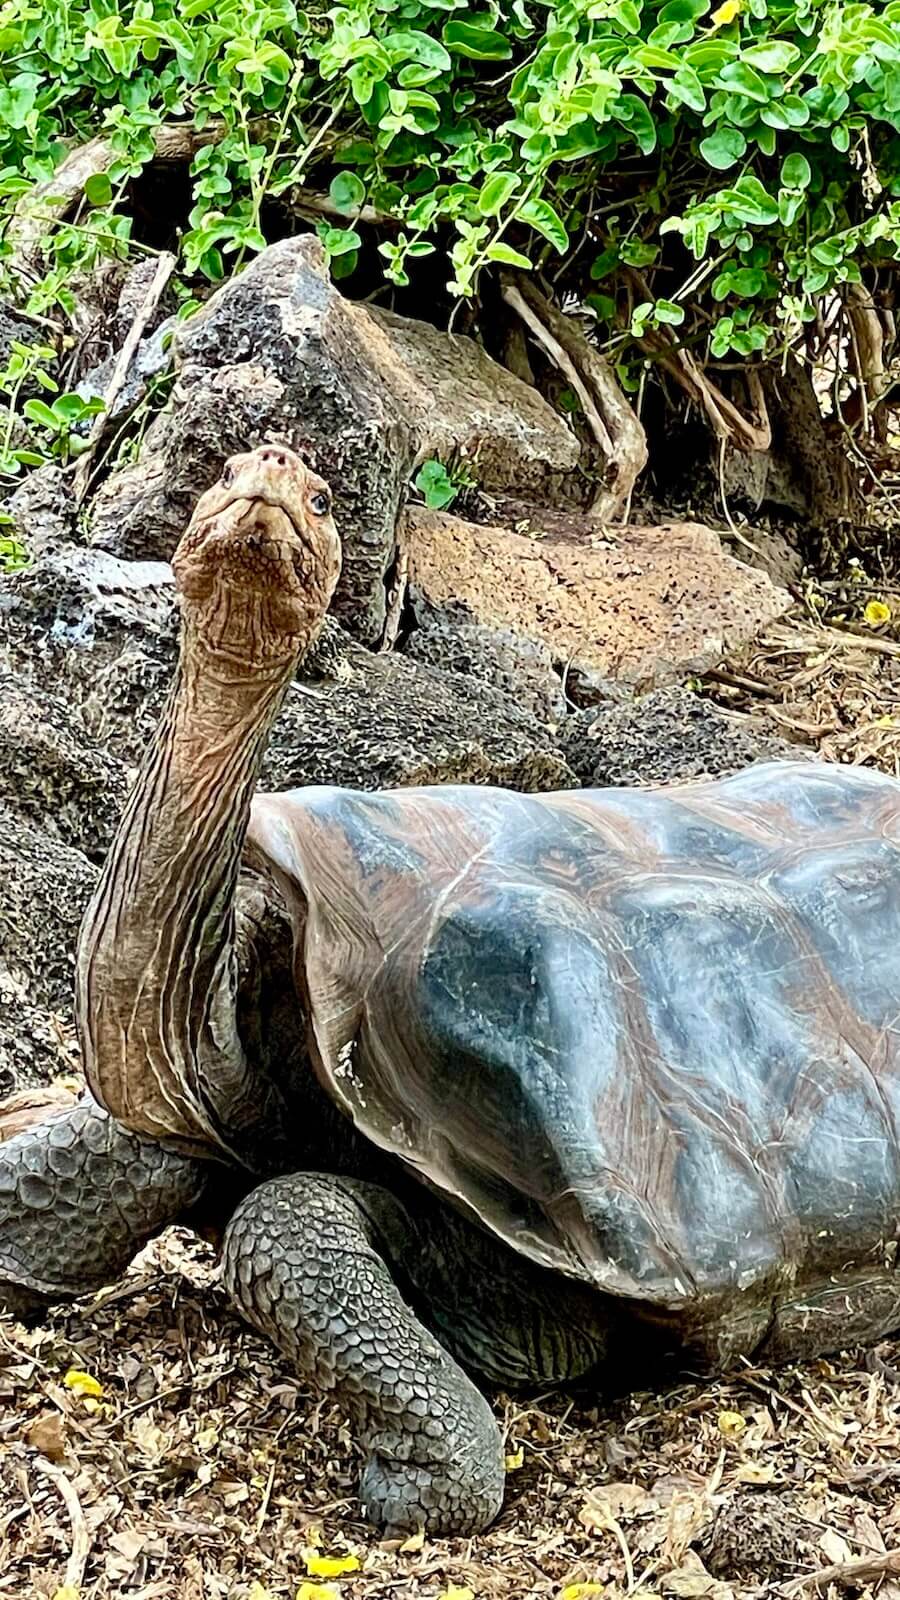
(0, 810), (96, 1097)
(86, 236), (579, 643)
(562, 685), (803, 788)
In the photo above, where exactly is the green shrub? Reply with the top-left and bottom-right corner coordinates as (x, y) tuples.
(0, 0), (898, 364)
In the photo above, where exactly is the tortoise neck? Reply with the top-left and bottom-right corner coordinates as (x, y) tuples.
(75, 623), (299, 1157)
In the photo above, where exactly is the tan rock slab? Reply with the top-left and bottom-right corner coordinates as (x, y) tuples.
(401, 506), (791, 689)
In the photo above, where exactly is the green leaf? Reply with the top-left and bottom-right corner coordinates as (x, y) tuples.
(329, 172), (366, 213)
(383, 29), (452, 71)
(717, 61), (771, 102)
(721, 174), (779, 225)
(615, 94), (658, 155)
(754, 123), (776, 156)
(759, 101), (790, 129)
(620, 238), (658, 266)
(699, 126), (747, 169)
(811, 238), (843, 266)
(383, 87), (441, 133)
(486, 240), (533, 268)
(613, 0), (642, 29)
(331, 250), (359, 280)
(659, 0), (709, 19)
(685, 39), (736, 74)
(778, 188), (805, 226)
(668, 64), (706, 111)
(654, 298), (685, 324)
(442, 21), (513, 58)
(591, 246), (620, 279)
(319, 224), (363, 258)
(741, 41), (799, 72)
(781, 153), (811, 191)
(781, 93), (811, 126)
(22, 399), (59, 432)
(414, 458), (457, 509)
(517, 197), (569, 253)
(634, 44), (681, 70)
(713, 266), (764, 298)
(84, 172), (113, 207)
(479, 171), (519, 215)
(335, 139), (376, 165)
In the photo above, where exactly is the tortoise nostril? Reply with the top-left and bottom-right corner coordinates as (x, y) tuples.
(276, 452), (286, 466)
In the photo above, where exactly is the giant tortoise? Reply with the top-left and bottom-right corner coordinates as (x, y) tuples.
(4, 444), (900, 1536)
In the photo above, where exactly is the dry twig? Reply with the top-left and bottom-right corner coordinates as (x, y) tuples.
(784, 1548), (900, 1594)
(72, 249), (176, 507)
(36, 1462), (92, 1592)
(380, 548), (409, 654)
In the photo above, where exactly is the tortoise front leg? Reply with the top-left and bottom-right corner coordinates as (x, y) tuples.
(221, 1174), (506, 1536)
(0, 1095), (209, 1318)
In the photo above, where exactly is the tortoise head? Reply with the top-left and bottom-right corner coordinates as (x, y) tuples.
(172, 444), (341, 668)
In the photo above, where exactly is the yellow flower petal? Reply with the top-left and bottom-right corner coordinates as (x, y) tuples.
(52, 1589), (81, 1600)
(711, 0), (741, 20)
(438, 1588), (475, 1600)
(718, 1409), (746, 1436)
(865, 599), (892, 626)
(63, 1369), (103, 1399)
(303, 1550), (361, 1578)
(505, 1447), (525, 1471)
(249, 1586), (275, 1600)
(562, 1586), (605, 1600)
(400, 1527), (426, 1553)
(296, 1586), (340, 1600)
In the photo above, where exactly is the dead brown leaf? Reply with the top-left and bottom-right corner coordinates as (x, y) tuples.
(24, 1410), (69, 1463)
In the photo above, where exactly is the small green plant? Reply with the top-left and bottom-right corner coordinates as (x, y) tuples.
(0, 527), (29, 572)
(413, 456), (477, 511)
(21, 393), (107, 465)
(0, 340), (58, 481)
(0, 339), (107, 477)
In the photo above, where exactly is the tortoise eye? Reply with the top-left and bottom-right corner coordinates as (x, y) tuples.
(310, 491), (331, 516)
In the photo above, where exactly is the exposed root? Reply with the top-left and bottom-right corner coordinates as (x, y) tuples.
(501, 273), (648, 519)
(647, 332), (771, 453)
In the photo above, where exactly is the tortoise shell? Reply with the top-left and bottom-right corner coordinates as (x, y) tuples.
(249, 759), (900, 1316)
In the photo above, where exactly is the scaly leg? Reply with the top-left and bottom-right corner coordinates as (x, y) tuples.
(222, 1173), (506, 1536)
(0, 1094), (209, 1318)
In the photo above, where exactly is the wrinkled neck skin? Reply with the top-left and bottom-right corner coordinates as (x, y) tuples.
(76, 620), (298, 1169)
